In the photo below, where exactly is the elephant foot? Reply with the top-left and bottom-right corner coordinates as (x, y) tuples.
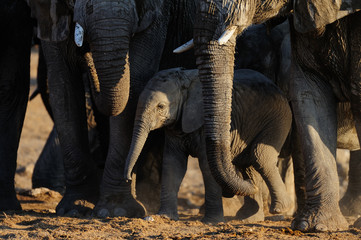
(236, 197), (264, 223)
(270, 194), (293, 214)
(157, 210), (179, 221)
(56, 179), (98, 217)
(94, 192), (146, 218)
(0, 190), (22, 211)
(340, 193), (361, 216)
(292, 203), (349, 232)
(236, 206), (264, 223)
(201, 214), (225, 224)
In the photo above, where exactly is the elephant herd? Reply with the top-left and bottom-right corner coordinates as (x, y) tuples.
(1, 0), (361, 233)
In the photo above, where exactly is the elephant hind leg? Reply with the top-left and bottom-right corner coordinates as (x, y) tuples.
(235, 167), (265, 223)
(251, 142), (293, 215)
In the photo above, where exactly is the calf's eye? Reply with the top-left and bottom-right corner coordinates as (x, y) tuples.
(157, 103), (165, 110)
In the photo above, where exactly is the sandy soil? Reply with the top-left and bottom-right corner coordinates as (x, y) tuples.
(2, 47), (361, 239)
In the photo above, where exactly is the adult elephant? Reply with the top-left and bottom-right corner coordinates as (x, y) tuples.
(186, 0), (361, 232)
(0, 0), (33, 211)
(29, 0), (196, 217)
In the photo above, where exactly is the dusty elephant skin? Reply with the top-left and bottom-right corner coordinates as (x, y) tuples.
(124, 68), (293, 223)
(193, 0), (361, 232)
(0, 0), (33, 211)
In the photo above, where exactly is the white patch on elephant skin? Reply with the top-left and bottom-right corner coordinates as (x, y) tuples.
(74, 23), (84, 47)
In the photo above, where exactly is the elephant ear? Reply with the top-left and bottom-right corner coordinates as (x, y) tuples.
(293, 0), (360, 33)
(181, 72), (204, 134)
(28, 0), (72, 42)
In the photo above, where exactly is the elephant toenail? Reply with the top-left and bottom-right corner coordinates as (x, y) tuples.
(97, 208), (110, 218)
(274, 208), (281, 214)
(298, 221), (309, 231)
(113, 208), (127, 217)
(144, 216), (154, 221)
(315, 223), (327, 232)
(57, 208), (65, 216)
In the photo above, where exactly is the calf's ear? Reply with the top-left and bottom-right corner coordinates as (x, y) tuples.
(28, 0), (72, 42)
(293, 0), (360, 33)
(181, 73), (204, 134)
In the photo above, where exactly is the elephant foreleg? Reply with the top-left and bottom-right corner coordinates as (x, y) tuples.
(42, 41), (99, 216)
(158, 136), (188, 221)
(198, 148), (224, 223)
(290, 64), (348, 231)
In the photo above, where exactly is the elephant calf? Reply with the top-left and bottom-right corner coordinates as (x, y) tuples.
(124, 68), (293, 223)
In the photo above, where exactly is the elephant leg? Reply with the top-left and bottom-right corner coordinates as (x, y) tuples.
(157, 136), (188, 220)
(198, 150), (224, 223)
(94, 107), (147, 218)
(32, 127), (65, 193)
(42, 41), (98, 216)
(236, 167), (265, 222)
(252, 142), (292, 215)
(290, 124), (307, 215)
(0, 1), (32, 211)
(340, 150), (361, 216)
(290, 64), (348, 231)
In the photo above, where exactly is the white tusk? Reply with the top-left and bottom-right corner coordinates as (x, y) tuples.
(218, 26), (237, 45)
(74, 23), (84, 47)
(173, 39), (194, 54)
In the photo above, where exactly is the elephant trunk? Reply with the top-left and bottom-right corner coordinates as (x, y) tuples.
(84, 1), (135, 116)
(124, 116), (151, 181)
(194, 19), (257, 197)
(85, 30), (130, 116)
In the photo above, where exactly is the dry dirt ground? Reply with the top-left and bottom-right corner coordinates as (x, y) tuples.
(1, 47), (361, 239)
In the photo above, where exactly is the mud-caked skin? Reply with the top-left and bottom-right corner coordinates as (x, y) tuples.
(0, 0), (33, 211)
(193, 0), (360, 232)
(124, 68), (293, 223)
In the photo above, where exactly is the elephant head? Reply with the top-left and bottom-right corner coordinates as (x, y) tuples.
(123, 68), (202, 180)
(191, 0), (359, 197)
(73, 0), (164, 116)
(29, 0), (164, 116)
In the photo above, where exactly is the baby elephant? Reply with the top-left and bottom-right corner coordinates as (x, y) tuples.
(124, 68), (292, 223)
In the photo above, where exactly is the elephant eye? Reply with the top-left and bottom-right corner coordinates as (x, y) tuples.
(157, 103), (165, 110)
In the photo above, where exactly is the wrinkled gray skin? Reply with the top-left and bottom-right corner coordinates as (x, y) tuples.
(0, 0), (33, 211)
(124, 68), (293, 223)
(74, 0), (196, 218)
(193, 0), (360, 231)
(29, 0), (196, 217)
(28, 0), (112, 216)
